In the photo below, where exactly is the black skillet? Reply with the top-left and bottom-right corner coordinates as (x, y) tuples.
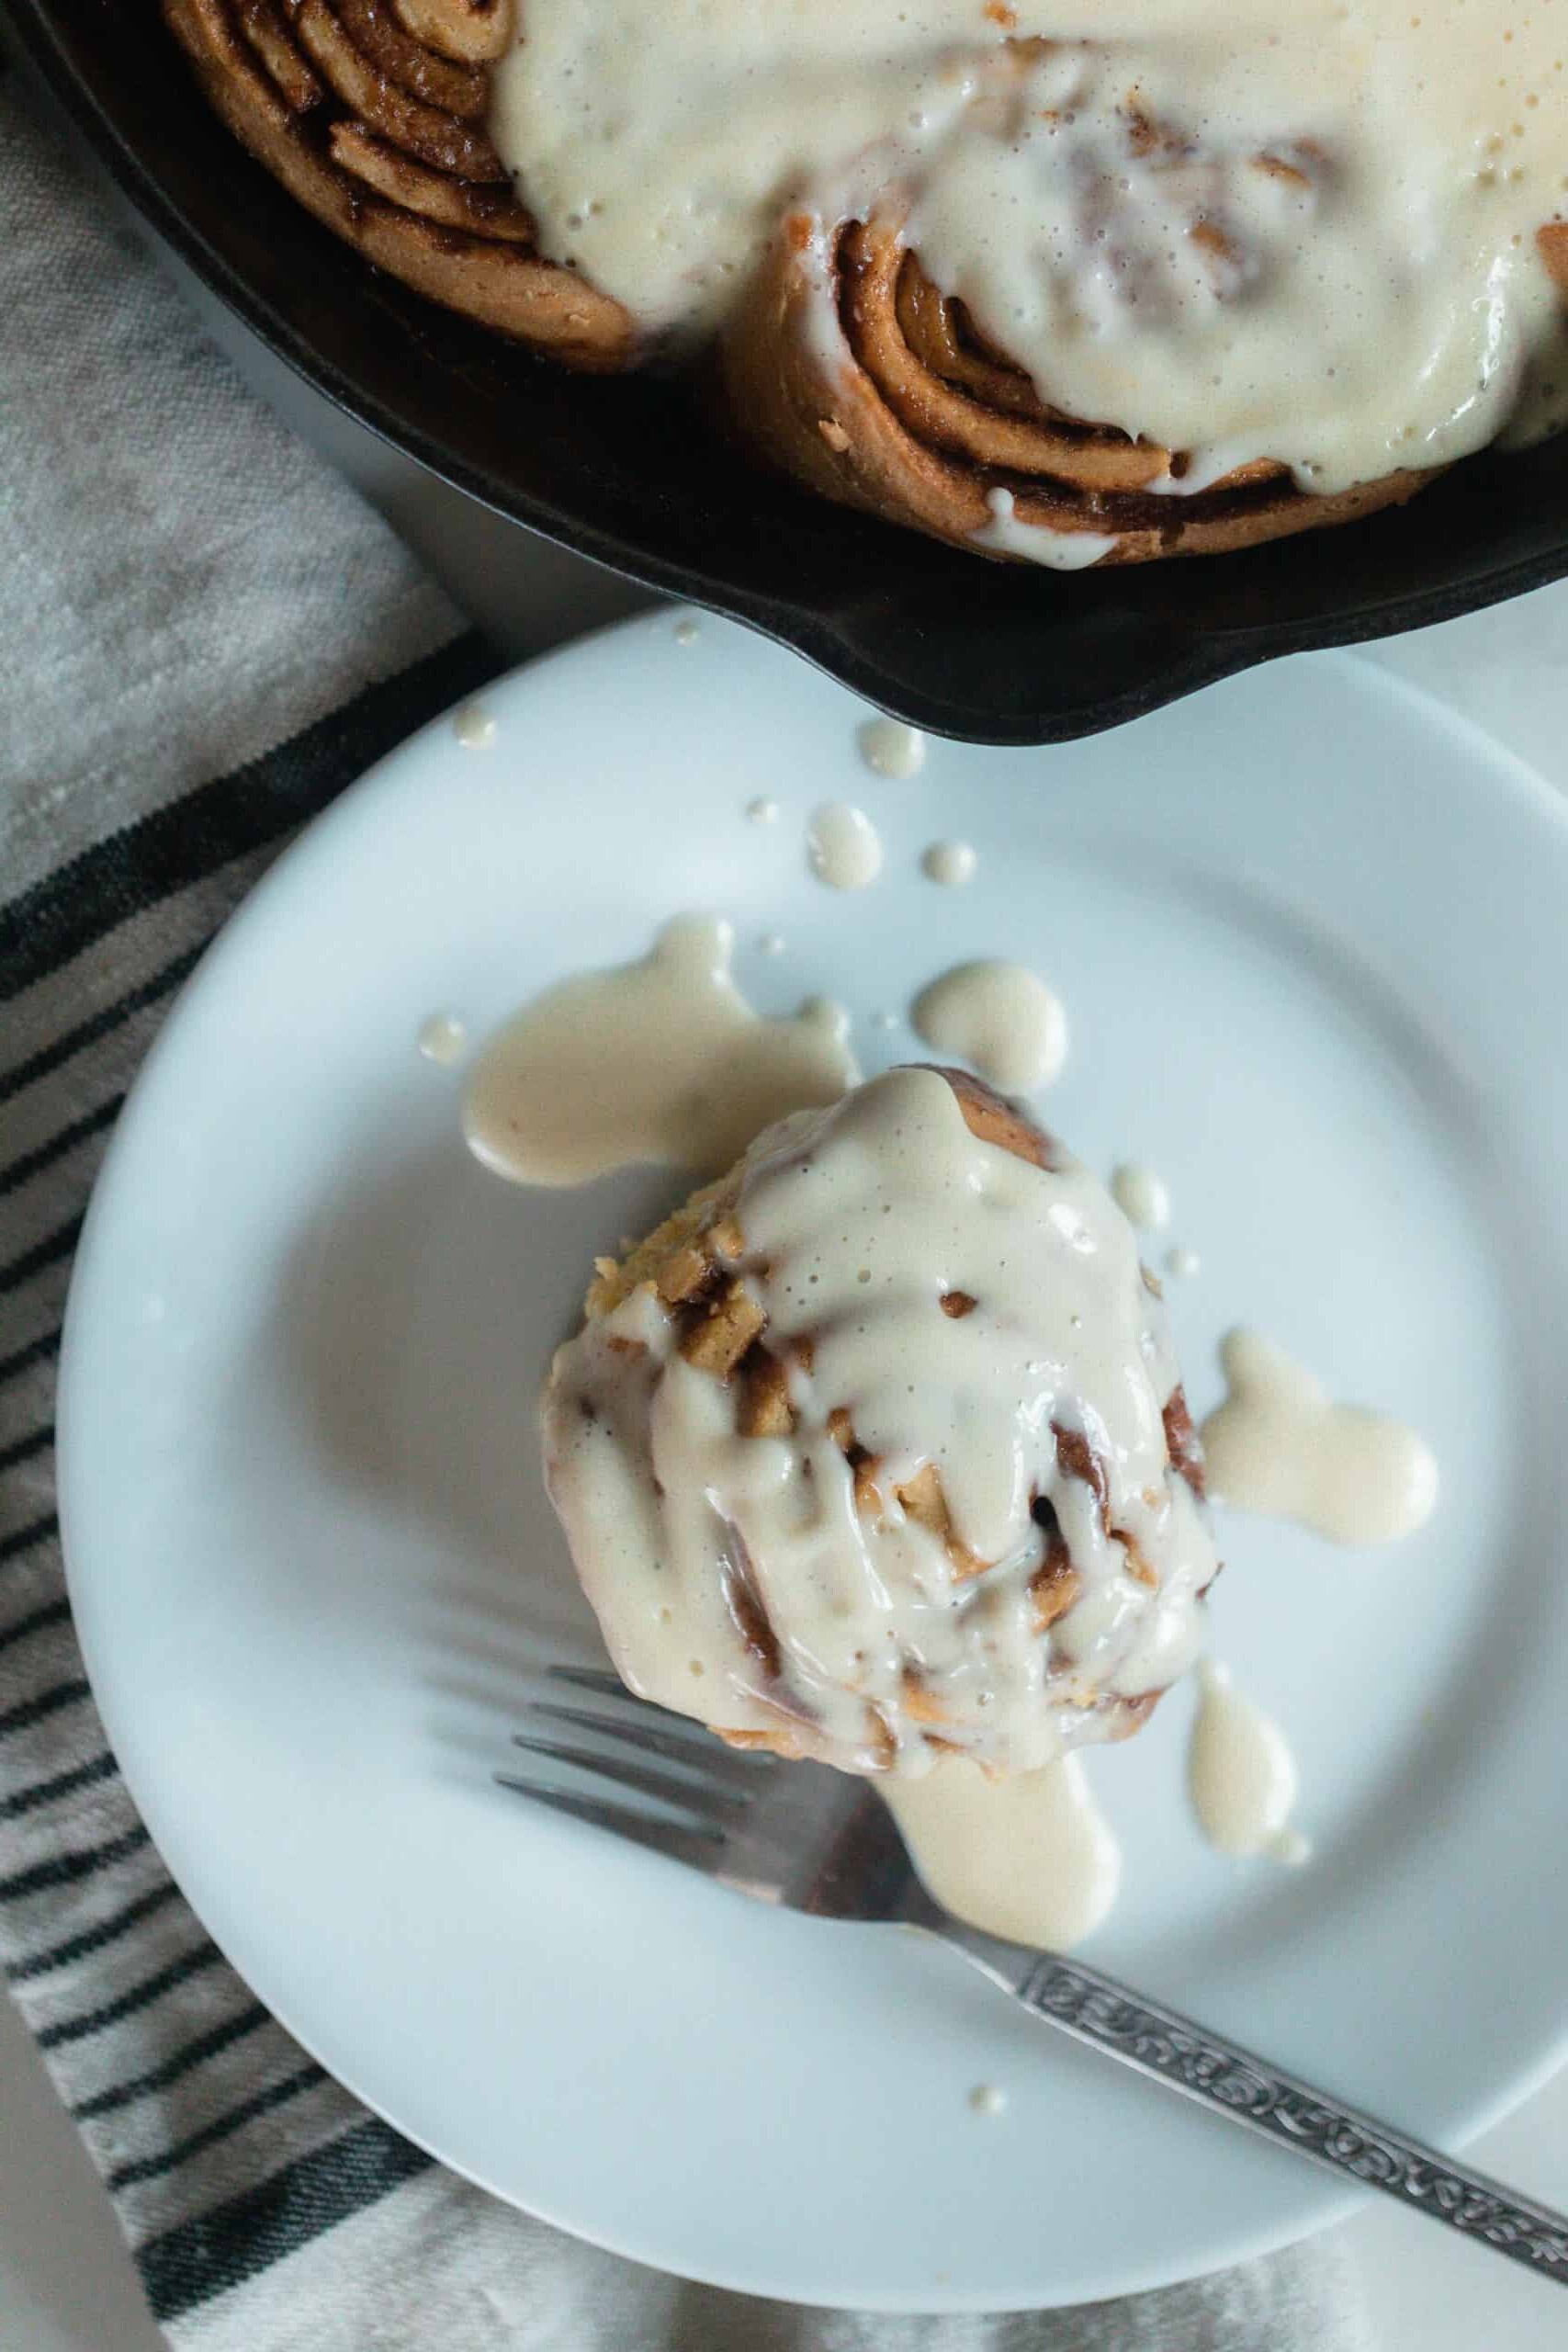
(11, 0), (1567, 743)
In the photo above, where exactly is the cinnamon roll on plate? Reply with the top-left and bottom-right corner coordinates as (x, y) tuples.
(541, 1068), (1218, 1778)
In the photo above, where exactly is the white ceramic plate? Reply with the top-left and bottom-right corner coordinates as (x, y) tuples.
(59, 613), (1568, 2311)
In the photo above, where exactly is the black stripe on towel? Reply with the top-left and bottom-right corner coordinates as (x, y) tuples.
(0, 1819), (145, 1900)
(0, 1510), (58, 1566)
(7, 1879), (181, 1984)
(72, 2001), (271, 2121)
(0, 1327), (62, 1389)
(137, 2113), (434, 2323)
(37, 1938), (222, 2050)
(0, 1675), (90, 1743)
(0, 942), (203, 1107)
(0, 634), (493, 999)
(0, 1095), (122, 1197)
(108, 2059), (329, 2191)
(0, 1748), (116, 1823)
(0, 1212), (83, 1295)
(0, 1423), (53, 1475)
(0, 1594), (71, 1654)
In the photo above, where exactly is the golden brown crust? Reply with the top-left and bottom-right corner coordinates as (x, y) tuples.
(1162, 1385), (1206, 1500)
(583, 1172), (740, 1319)
(933, 1065), (1062, 1169)
(389, 0), (512, 64)
(880, 237), (1168, 495)
(1540, 222), (1568, 293)
(333, 0), (491, 117)
(1028, 1514), (1082, 1632)
(327, 121), (533, 237)
(161, 0), (633, 363)
(234, 0), (321, 110)
(290, 0), (504, 178)
(719, 209), (1437, 566)
(714, 1724), (823, 1759)
(679, 1278), (768, 1379)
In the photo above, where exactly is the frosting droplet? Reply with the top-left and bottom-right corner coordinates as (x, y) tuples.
(858, 718), (927, 780)
(921, 841), (977, 888)
(807, 802), (884, 891)
(1200, 1329), (1438, 1545)
(1111, 1162), (1171, 1231)
(910, 960), (1067, 1092)
(463, 915), (859, 1185)
(417, 1012), (468, 1066)
(453, 703), (496, 751)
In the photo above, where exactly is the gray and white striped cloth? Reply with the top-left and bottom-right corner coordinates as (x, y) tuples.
(0, 69), (1378, 2352)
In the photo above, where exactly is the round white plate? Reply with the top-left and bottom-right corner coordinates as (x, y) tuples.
(59, 613), (1568, 2311)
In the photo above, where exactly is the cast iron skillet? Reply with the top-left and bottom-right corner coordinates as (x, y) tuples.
(12, 0), (1568, 742)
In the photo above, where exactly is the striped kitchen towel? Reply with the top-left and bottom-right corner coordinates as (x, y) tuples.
(0, 62), (1378, 2352)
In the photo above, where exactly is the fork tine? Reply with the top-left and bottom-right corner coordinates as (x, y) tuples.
(543, 1665), (780, 1768)
(544, 1664), (748, 1741)
(509, 1731), (754, 1819)
(494, 1771), (727, 1865)
(545, 1663), (637, 1701)
(529, 1699), (773, 1789)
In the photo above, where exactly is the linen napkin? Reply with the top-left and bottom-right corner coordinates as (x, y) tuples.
(0, 67), (1379, 2351)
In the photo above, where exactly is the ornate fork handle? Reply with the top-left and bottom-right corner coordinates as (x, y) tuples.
(942, 1926), (1568, 2285)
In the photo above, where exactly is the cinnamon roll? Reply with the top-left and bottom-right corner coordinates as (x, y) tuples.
(541, 1068), (1217, 1779)
(719, 209), (1432, 570)
(160, 0), (1568, 569)
(161, 0), (630, 363)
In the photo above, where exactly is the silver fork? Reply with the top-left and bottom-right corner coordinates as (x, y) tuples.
(502, 1665), (1568, 2288)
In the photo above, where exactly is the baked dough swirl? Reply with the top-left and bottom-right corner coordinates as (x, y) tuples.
(161, 4), (1568, 566)
(720, 208), (1434, 568)
(542, 1069), (1219, 1778)
(162, 0), (631, 364)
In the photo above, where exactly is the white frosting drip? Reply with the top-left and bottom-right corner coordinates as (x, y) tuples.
(911, 960), (1067, 1091)
(807, 801), (885, 890)
(1187, 1659), (1304, 1859)
(886, 1754), (1122, 1944)
(1200, 1329), (1438, 1545)
(463, 916), (858, 1186)
(542, 1069), (1216, 1776)
(1111, 1162), (1172, 1232)
(416, 1012), (468, 1066)
(453, 702), (496, 751)
(491, 1), (1568, 494)
(858, 718), (928, 779)
(973, 489), (1118, 571)
(921, 841), (978, 888)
